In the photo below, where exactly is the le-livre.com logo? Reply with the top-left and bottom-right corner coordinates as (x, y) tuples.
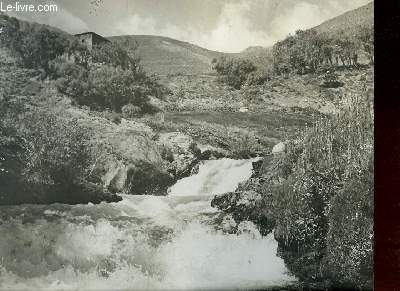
(0, 2), (58, 12)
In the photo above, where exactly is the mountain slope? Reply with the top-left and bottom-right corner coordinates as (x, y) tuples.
(314, 2), (373, 37)
(109, 35), (226, 75)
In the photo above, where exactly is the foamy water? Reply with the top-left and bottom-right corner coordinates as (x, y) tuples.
(168, 158), (261, 196)
(0, 159), (295, 290)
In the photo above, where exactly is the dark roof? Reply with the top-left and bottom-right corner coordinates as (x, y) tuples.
(74, 32), (110, 43)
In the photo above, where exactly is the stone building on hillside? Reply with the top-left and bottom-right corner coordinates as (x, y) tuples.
(59, 31), (110, 65)
(74, 32), (110, 51)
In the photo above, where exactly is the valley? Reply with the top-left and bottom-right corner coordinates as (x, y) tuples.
(0, 2), (374, 290)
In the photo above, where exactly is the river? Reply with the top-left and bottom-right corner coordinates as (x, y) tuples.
(0, 158), (295, 290)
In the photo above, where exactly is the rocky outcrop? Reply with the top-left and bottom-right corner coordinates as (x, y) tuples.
(212, 188), (274, 236)
(157, 131), (200, 179)
(211, 157), (275, 235)
(68, 109), (206, 195)
(271, 142), (285, 154)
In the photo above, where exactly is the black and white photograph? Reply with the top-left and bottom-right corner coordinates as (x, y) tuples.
(0, 0), (374, 290)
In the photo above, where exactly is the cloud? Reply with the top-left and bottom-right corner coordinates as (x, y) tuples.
(115, 1), (274, 53)
(112, 0), (371, 53)
(196, 1), (274, 52)
(270, 2), (326, 40)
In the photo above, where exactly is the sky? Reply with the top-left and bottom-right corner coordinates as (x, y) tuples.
(5, 0), (371, 53)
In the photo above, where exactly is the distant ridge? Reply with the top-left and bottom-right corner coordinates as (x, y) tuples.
(314, 2), (373, 37)
(109, 2), (373, 76)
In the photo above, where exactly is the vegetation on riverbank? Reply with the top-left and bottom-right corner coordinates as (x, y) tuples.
(213, 76), (373, 288)
(210, 4), (374, 286)
(0, 14), (185, 204)
(0, 13), (166, 114)
(269, 87), (373, 288)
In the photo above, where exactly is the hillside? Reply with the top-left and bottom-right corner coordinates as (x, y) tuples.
(109, 35), (227, 75)
(314, 2), (374, 37)
(108, 2), (372, 76)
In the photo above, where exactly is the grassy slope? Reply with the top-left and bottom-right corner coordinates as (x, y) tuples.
(109, 35), (228, 75)
(314, 2), (374, 37)
(108, 35), (273, 76)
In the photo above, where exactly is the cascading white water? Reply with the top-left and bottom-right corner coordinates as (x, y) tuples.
(168, 158), (260, 196)
(0, 158), (295, 290)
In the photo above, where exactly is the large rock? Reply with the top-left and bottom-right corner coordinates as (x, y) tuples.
(68, 108), (176, 195)
(157, 131), (200, 178)
(211, 189), (274, 236)
(272, 142), (286, 154)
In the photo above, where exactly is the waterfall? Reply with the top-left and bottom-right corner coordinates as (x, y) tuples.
(0, 158), (295, 290)
(168, 158), (260, 196)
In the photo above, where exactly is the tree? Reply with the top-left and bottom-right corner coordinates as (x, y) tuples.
(358, 25), (374, 64)
(92, 41), (141, 72)
(16, 26), (69, 73)
(212, 57), (257, 89)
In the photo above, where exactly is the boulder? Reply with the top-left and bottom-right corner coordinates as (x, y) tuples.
(272, 142), (285, 154)
(212, 190), (274, 235)
(69, 109), (177, 195)
(157, 132), (200, 178)
(221, 214), (237, 233)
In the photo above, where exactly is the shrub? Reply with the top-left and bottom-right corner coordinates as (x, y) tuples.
(212, 57), (257, 89)
(20, 110), (93, 187)
(59, 65), (153, 112)
(245, 67), (273, 86)
(160, 145), (174, 163)
(122, 104), (141, 118)
(92, 42), (140, 71)
(0, 101), (102, 204)
(53, 61), (89, 97)
(229, 131), (262, 158)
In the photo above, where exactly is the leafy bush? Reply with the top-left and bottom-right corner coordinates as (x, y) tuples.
(92, 41), (140, 71)
(212, 57), (257, 89)
(20, 110), (93, 187)
(58, 65), (155, 112)
(122, 104), (141, 118)
(0, 100), (112, 204)
(53, 42), (166, 113)
(245, 67), (273, 86)
(53, 61), (89, 96)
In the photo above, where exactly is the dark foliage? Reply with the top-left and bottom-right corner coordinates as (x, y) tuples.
(272, 26), (373, 76)
(212, 57), (257, 89)
(0, 100), (119, 204)
(262, 88), (373, 288)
